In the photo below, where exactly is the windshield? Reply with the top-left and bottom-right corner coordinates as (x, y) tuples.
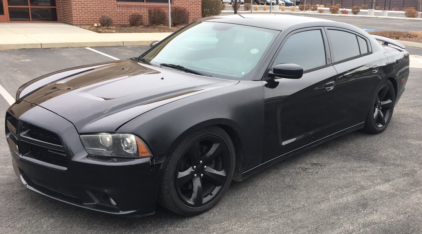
(140, 22), (279, 80)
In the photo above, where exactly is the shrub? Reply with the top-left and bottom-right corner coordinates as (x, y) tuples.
(244, 3), (252, 10)
(149, 8), (166, 25)
(336, 3), (341, 8)
(351, 6), (360, 14)
(319, 4), (325, 7)
(311, 5), (318, 10)
(405, 8), (418, 17)
(361, 4), (368, 9)
(299, 4), (304, 10)
(221, 3), (226, 10)
(254, 4), (259, 11)
(318, 9), (325, 13)
(340, 9), (348, 14)
(305, 4), (311, 10)
(375, 6), (381, 10)
(99, 15), (113, 27)
(327, 3), (332, 7)
(129, 13), (142, 26)
(202, 0), (222, 17)
(231, 3), (241, 10)
(392, 7), (398, 11)
(263, 4), (268, 11)
(329, 6), (339, 13)
(171, 7), (189, 26)
(281, 5), (286, 11)
(369, 30), (420, 40)
(291, 6), (296, 11)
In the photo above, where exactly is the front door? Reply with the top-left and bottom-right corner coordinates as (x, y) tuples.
(262, 28), (339, 162)
(0, 0), (8, 22)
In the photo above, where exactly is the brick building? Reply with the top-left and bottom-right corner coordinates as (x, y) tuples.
(0, 0), (201, 25)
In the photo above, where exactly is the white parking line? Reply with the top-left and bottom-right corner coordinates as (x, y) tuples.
(85, 47), (120, 61)
(416, 58), (422, 64)
(0, 84), (15, 105)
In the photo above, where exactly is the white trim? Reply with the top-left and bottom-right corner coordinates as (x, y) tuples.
(85, 47), (120, 61)
(0, 84), (15, 105)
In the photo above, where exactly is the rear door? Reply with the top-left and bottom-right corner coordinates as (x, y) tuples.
(326, 28), (383, 129)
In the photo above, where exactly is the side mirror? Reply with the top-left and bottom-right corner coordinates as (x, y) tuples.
(150, 41), (159, 48)
(270, 63), (303, 79)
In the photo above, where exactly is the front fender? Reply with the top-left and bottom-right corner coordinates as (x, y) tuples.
(117, 80), (265, 174)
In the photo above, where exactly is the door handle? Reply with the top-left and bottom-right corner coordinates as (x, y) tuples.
(325, 81), (335, 91)
(371, 65), (379, 73)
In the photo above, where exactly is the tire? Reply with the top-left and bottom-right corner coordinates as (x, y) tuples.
(158, 127), (236, 216)
(363, 80), (396, 134)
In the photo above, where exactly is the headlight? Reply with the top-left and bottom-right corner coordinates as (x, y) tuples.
(80, 133), (152, 158)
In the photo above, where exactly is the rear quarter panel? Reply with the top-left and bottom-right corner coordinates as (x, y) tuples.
(382, 47), (410, 102)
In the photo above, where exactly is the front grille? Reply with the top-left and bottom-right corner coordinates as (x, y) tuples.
(5, 112), (68, 168)
(21, 122), (62, 146)
(26, 144), (67, 167)
(5, 113), (18, 136)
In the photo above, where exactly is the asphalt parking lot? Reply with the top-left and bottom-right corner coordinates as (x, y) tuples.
(1, 43), (422, 233)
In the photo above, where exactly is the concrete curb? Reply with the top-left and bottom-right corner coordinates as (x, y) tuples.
(0, 43), (41, 50)
(0, 40), (160, 50)
(399, 40), (422, 49)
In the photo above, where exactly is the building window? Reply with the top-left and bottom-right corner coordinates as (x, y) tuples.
(8, 0), (57, 21)
(117, 0), (168, 3)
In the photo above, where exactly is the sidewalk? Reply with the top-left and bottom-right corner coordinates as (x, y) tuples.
(0, 23), (171, 50)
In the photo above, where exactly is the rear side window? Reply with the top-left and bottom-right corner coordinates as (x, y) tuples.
(328, 30), (360, 63)
(274, 30), (326, 71)
(358, 36), (368, 54)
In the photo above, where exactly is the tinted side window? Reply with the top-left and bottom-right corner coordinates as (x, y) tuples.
(358, 36), (368, 54)
(274, 30), (326, 71)
(328, 30), (360, 62)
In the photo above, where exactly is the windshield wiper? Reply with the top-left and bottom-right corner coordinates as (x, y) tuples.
(160, 63), (210, 76)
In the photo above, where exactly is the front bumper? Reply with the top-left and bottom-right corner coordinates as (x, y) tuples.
(6, 101), (161, 216)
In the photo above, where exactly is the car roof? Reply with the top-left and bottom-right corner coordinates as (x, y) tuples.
(200, 14), (364, 34)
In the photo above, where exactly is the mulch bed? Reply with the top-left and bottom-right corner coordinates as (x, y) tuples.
(81, 25), (186, 33)
(369, 31), (422, 43)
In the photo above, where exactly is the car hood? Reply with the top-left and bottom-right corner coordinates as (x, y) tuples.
(20, 59), (238, 133)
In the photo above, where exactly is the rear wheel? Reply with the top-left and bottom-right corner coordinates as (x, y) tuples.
(159, 127), (235, 216)
(363, 80), (396, 134)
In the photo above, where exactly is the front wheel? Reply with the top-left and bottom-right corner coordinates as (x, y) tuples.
(363, 80), (396, 134)
(158, 127), (235, 216)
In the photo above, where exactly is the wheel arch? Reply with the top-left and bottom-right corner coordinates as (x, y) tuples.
(387, 77), (398, 97)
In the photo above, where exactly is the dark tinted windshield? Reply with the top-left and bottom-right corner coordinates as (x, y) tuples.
(140, 22), (279, 80)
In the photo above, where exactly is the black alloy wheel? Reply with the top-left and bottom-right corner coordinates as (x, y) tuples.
(373, 85), (394, 128)
(159, 127), (235, 216)
(363, 80), (396, 134)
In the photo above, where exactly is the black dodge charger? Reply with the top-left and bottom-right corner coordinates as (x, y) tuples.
(6, 15), (409, 216)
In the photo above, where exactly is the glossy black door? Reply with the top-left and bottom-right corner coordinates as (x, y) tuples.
(327, 29), (383, 129)
(262, 29), (339, 162)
